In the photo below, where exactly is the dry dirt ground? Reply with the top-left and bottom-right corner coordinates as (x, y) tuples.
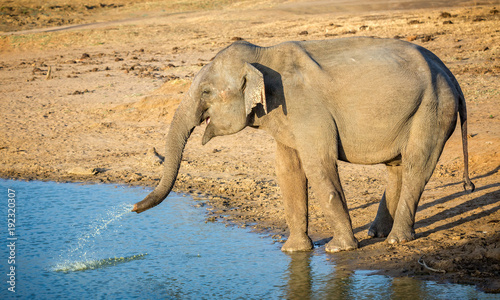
(1, 0), (499, 293)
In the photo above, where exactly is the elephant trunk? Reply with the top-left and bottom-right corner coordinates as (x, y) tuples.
(132, 98), (199, 213)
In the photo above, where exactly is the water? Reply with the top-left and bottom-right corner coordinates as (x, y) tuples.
(0, 179), (496, 299)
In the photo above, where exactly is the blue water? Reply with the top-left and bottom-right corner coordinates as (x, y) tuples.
(0, 179), (496, 299)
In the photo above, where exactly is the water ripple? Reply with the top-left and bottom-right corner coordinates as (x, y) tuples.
(53, 254), (148, 272)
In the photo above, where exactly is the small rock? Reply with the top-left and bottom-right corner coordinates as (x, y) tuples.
(481, 279), (500, 293)
(486, 247), (500, 260)
(70, 89), (90, 95)
(80, 53), (90, 60)
(67, 167), (100, 176)
(421, 35), (433, 42)
(128, 173), (144, 182)
(440, 12), (452, 18)
(299, 30), (309, 35)
(342, 30), (357, 35)
(468, 247), (486, 260)
(206, 216), (217, 223)
(407, 35), (418, 42)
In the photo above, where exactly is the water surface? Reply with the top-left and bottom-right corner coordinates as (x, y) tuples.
(0, 179), (495, 299)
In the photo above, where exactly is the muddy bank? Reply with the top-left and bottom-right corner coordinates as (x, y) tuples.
(1, 0), (499, 293)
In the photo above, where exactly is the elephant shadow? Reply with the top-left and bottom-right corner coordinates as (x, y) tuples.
(415, 183), (500, 238)
(350, 166), (500, 243)
(415, 165), (500, 237)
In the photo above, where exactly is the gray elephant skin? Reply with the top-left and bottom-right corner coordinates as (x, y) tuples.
(132, 37), (474, 253)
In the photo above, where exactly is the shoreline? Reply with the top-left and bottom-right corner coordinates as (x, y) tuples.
(2, 165), (500, 292)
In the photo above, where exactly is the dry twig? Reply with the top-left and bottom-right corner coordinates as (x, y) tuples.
(418, 255), (446, 273)
(45, 66), (52, 80)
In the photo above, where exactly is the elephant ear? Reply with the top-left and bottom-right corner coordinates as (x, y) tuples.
(243, 63), (267, 116)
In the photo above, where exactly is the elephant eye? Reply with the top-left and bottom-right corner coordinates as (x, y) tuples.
(201, 89), (211, 96)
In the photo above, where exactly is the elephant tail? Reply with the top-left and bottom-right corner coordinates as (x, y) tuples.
(457, 92), (475, 193)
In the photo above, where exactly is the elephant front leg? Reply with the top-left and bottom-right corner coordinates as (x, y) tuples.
(276, 142), (313, 252)
(316, 176), (359, 252)
(302, 158), (358, 253)
(290, 120), (357, 252)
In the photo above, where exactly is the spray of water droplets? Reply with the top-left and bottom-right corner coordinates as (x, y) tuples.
(53, 203), (146, 272)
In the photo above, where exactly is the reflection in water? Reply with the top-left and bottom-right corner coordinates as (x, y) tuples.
(285, 252), (313, 299)
(392, 277), (420, 300)
(285, 252), (356, 299)
(283, 252), (482, 300)
(328, 266), (355, 299)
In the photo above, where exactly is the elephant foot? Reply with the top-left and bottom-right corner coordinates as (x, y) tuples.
(325, 236), (359, 253)
(386, 227), (415, 244)
(368, 219), (393, 238)
(281, 234), (314, 252)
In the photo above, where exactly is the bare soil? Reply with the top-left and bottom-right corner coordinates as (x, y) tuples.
(1, 0), (499, 293)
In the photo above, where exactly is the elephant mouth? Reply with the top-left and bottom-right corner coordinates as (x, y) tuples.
(200, 116), (211, 126)
(201, 112), (215, 145)
(200, 109), (211, 126)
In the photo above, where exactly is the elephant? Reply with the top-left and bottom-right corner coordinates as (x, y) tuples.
(132, 37), (475, 253)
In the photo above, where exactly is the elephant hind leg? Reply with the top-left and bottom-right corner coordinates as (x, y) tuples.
(387, 110), (453, 243)
(368, 164), (402, 238)
(276, 142), (313, 252)
(386, 164), (431, 244)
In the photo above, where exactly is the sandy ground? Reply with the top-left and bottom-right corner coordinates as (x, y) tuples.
(1, 0), (499, 293)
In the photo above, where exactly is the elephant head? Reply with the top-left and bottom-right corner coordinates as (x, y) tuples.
(132, 42), (267, 213)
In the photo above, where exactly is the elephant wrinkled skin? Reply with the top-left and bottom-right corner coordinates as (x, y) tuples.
(132, 37), (474, 253)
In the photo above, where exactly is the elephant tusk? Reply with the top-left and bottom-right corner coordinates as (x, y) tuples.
(206, 117), (211, 125)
